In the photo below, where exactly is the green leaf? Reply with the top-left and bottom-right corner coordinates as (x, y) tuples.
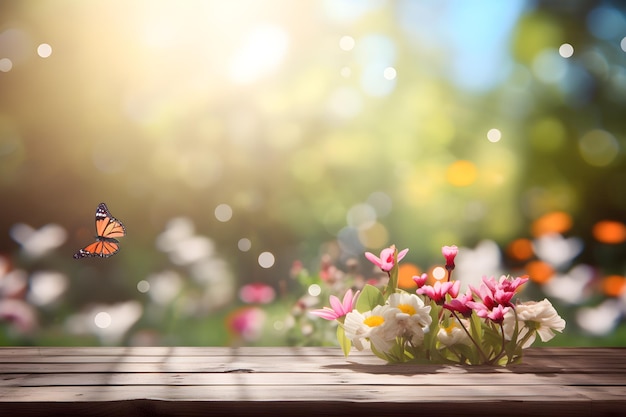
(355, 284), (384, 313)
(337, 325), (351, 357)
(469, 311), (483, 348)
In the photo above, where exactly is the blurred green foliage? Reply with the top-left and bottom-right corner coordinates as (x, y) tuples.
(0, 1), (625, 347)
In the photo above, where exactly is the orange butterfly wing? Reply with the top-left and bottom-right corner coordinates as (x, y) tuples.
(73, 203), (125, 259)
(96, 214), (126, 239)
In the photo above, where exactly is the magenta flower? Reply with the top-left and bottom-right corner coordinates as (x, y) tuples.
(417, 280), (460, 304)
(365, 245), (409, 272)
(467, 301), (510, 324)
(444, 288), (474, 317)
(442, 245), (458, 271)
(239, 283), (276, 304)
(226, 307), (266, 342)
(470, 278), (498, 310)
(412, 273), (428, 288)
(477, 275), (529, 307)
(310, 289), (360, 321)
(467, 276), (527, 324)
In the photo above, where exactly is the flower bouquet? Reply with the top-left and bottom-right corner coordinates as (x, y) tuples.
(311, 245), (566, 366)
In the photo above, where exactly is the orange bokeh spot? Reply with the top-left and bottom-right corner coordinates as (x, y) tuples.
(398, 263), (421, 289)
(602, 275), (626, 297)
(592, 220), (626, 244)
(507, 238), (534, 261)
(531, 211), (572, 237)
(525, 260), (554, 284)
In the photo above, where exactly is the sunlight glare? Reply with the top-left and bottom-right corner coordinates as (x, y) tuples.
(339, 35), (355, 51)
(229, 24), (289, 84)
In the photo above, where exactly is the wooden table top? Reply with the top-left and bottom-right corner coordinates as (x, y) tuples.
(1, 346), (624, 416)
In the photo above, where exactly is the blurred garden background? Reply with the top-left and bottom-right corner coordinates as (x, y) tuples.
(0, 0), (625, 348)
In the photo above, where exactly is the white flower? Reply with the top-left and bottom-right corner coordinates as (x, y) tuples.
(437, 318), (471, 347)
(503, 299), (566, 348)
(387, 293), (432, 345)
(343, 305), (398, 353)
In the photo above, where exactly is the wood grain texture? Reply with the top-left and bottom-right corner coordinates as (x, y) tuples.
(1, 347), (624, 416)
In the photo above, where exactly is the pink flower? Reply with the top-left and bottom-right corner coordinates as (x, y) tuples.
(470, 278), (498, 310)
(442, 245), (458, 271)
(365, 245), (409, 272)
(310, 289), (360, 321)
(417, 280), (460, 304)
(467, 301), (510, 323)
(444, 288), (474, 317)
(477, 275), (529, 307)
(226, 307), (266, 342)
(412, 273), (428, 288)
(0, 299), (37, 333)
(239, 283), (276, 304)
(467, 276), (527, 324)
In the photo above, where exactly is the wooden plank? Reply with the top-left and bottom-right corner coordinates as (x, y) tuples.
(2, 370), (626, 388)
(1, 357), (624, 374)
(0, 398), (607, 417)
(1, 363), (623, 376)
(2, 347), (623, 365)
(0, 384), (612, 402)
(0, 346), (351, 357)
(1, 346), (621, 358)
(0, 347), (624, 417)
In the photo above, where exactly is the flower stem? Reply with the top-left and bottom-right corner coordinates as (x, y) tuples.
(451, 311), (489, 364)
(489, 322), (507, 365)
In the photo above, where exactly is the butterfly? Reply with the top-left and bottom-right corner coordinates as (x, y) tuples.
(73, 203), (126, 259)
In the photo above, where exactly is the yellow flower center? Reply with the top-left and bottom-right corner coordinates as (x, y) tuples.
(398, 303), (416, 315)
(444, 322), (458, 335)
(364, 315), (385, 327)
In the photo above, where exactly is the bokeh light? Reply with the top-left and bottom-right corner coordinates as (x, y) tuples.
(307, 284), (321, 297)
(525, 260), (554, 284)
(578, 129), (619, 167)
(531, 211), (572, 237)
(432, 266), (446, 280)
(558, 43), (574, 58)
(446, 160), (477, 187)
(94, 312), (112, 329)
(398, 263), (420, 289)
(137, 280), (150, 293)
(215, 204), (233, 222)
(487, 128), (502, 143)
(238, 238), (252, 252)
(602, 275), (626, 297)
(507, 238), (534, 261)
(0, 58), (12, 72)
(258, 252), (275, 269)
(339, 35), (355, 51)
(36, 43), (52, 58)
(593, 220), (626, 244)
